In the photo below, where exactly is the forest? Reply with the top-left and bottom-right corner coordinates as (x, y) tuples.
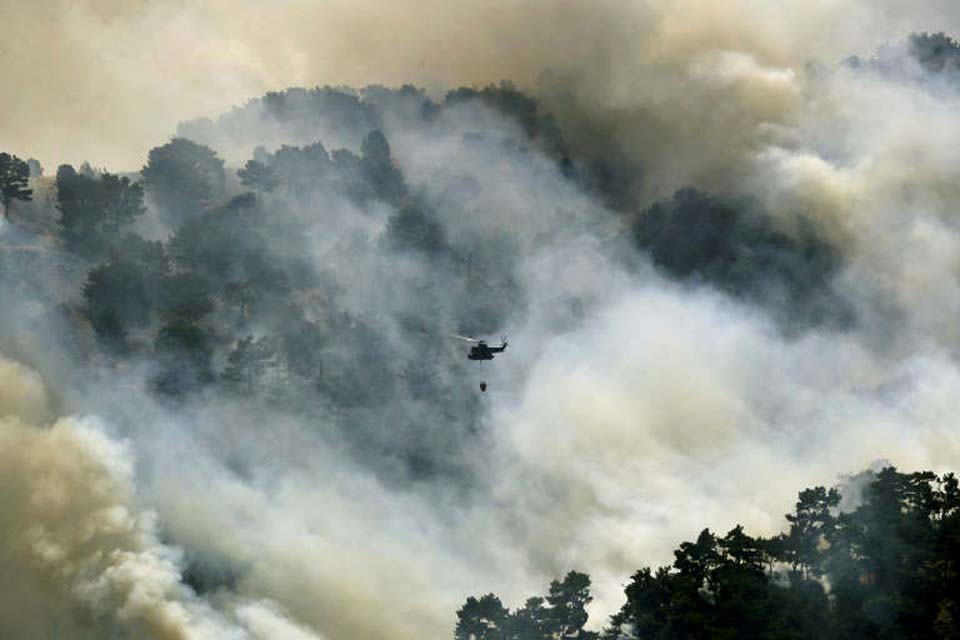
(3, 30), (960, 640)
(1, 76), (842, 482)
(457, 467), (960, 639)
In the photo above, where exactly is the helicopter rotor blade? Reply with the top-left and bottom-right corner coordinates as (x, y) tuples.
(450, 333), (481, 343)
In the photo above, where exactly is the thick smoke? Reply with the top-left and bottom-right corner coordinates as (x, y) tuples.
(6, 2), (960, 640)
(5, 0), (960, 170)
(0, 355), (328, 639)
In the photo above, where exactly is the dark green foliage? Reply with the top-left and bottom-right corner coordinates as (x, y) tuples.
(455, 571), (599, 640)
(32, 81), (864, 486)
(177, 86), (384, 167)
(606, 531), (784, 639)
(158, 272), (214, 322)
(330, 148), (369, 201)
(82, 257), (151, 346)
(266, 142), (331, 197)
(908, 32), (960, 74)
(152, 320), (215, 397)
(0, 152), (33, 219)
(847, 32), (960, 87)
(99, 173), (147, 232)
(783, 487), (840, 578)
(458, 469), (960, 640)
(361, 83), (441, 121)
(237, 159), (278, 198)
(261, 86), (380, 140)
(142, 138), (225, 223)
(56, 164), (99, 246)
(544, 571), (599, 640)
(510, 598), (549, 639)
(445, 81), (565, 154)
(56, 165), (146, 254)
(360, 129), (406, 202)
(456, 594), (511, 640)
(578, 156), (638, 211)
(633, 188), (843, 326)
(180, 556), (241, 595)
(85, 308), (129, 352)
(168, 194), (265, 280)
(384, 204), (445, 255)
(823, 468), (953, 639)
(79, 233), (172, 350)
(598, 468), (960, 640)
(112, 233), (171, 275)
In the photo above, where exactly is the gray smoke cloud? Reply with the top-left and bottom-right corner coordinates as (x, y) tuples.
(5, 1), (960, 639)
(0, 355), (329, 639)
(4, 0), (960, 170)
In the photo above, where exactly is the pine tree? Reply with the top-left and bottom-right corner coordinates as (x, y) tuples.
(0, 152), (33, 219)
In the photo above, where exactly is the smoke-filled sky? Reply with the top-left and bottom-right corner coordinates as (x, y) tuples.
(7, 1), (960, 639)
(4, 0), (960, 170)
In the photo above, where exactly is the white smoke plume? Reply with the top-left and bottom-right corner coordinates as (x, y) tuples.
(0, 355), (325, 639)
(5, 1), (960, 639)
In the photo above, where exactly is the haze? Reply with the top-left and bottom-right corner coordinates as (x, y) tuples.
(4, 0), (960, 170)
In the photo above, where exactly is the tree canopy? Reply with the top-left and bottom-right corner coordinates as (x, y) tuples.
(460, 468), (960, 640)
(142, 137), (225, 224)
(56, 164), (146, 255)
(0, 152), (33, 219)
(456, 572), (599, 640)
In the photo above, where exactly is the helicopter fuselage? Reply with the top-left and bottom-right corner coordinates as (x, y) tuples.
(467, 341), (507, 360)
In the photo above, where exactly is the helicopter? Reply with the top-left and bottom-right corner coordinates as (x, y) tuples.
(451, 334), (508, 391)
(451, 334), (508, 360)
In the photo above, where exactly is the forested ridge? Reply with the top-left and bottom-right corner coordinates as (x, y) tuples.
(1, 79), (841, 401)
(3, 31), (960, 640)
(459, 467), (960, 639)
(1, 77), (845, 485)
